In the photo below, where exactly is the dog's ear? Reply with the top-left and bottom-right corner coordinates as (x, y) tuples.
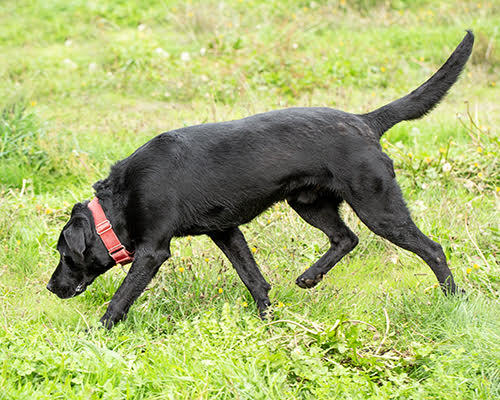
(63, 219), (87, 260)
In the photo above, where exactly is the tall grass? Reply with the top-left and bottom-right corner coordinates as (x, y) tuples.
(0, 101), (47, 186)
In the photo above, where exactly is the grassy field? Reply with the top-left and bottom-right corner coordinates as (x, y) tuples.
(1, 0), (499, 398)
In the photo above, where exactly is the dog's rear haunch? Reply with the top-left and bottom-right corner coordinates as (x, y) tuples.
(47, 32), (474, 329)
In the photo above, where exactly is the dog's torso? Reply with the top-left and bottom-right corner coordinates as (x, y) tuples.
(104, 107), (386, 237)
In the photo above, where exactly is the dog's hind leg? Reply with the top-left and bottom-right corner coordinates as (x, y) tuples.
(209, 227), (272, 317)
(288, 196), (359, 289)
(346, 180), (458, 294)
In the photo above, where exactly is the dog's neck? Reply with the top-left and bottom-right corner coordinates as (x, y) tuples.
(93, 194), (134, 253)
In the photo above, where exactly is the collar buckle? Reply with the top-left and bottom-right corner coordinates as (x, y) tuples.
(95, 219), (112, 235)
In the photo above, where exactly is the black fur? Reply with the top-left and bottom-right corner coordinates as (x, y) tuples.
(363, 30), (474, 136)
(47, 32), (473, 329)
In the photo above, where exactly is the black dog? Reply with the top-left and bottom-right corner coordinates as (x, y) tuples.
(47, 32), (474, 328)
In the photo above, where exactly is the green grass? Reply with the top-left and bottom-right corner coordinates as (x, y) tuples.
(1, 0), (499, 398)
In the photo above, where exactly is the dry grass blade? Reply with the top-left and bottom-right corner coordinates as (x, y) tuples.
(375, 308), (390, 355)
(464, 212), (491, 270)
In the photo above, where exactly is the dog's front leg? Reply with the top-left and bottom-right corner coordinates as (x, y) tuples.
(100, 249), (170, 329)
(210, 228), (272, 318)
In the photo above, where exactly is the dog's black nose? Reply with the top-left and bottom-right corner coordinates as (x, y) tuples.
(46, 281), (55, 293)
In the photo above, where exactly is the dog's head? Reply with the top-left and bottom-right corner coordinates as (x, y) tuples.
(47, 203), (115, 299)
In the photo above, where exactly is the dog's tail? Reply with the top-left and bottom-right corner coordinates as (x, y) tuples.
(361, 30), (474, 139)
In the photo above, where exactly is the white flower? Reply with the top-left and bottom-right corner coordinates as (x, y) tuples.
(421, 183), (429, 190)
(463, 180), (474, 190)
(414, 200), (427, 211)
(292, 43), (298, 49)
(63, 58), (77, 69)
(64, 39), (72, 47)
(200, 47), (206, 56)
(180, 52), (191, 62)
(154, 47), (170, 57)
(138, 24), (147, 31)
(442, 162), (452, 172)
(88, 62), (98, 72)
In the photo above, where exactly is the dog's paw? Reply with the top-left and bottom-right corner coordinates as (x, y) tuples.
(295, 271), (324, 289)
(257, 299), (273, 320)
(99, 314), (116, 330)
(100, 309), (127, 330)
(452, 286), (468, 298)
(259, 307), (274, 321)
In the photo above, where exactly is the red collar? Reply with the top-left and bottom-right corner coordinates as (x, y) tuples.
(88, 197), (134, 265)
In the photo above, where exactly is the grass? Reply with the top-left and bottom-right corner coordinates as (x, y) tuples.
(0, 0), (499, 398)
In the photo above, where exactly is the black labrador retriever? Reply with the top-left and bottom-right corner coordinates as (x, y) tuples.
(47, 31), (474, 328)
